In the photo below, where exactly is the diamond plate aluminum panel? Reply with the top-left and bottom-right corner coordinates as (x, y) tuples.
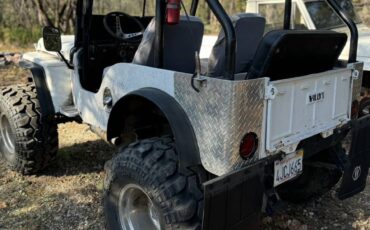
(350, 62), (364, 102)
(174, 74), (267, 176)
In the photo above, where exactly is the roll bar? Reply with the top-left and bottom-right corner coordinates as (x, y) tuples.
(153, 0), (358, 77)
(283, 0), (358, 63)
(206, 0), (236, 80)
(283, 0), (292, 29)
(326, 0), (358, 63)
(190, 0), (199, 16)
(155, 0), (166, 68)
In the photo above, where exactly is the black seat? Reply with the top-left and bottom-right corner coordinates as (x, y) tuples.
(246, 30), (348, 80)
(208, 13), (266, 78)
(133, 16), (204, 73)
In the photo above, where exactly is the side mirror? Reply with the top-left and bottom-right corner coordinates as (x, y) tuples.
(42, 26), (62, 52)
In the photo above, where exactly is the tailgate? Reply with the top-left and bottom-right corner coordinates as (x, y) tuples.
(266, 69), (353, 152)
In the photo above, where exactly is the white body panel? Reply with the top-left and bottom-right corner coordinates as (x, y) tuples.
(22, 52), (73, 113)
(71, 61), (176, 131)
(266, 69), (352, 152)
(200, 35), (218, 59)
(22, 35), (75, 113)
(36, 35), (75, 61)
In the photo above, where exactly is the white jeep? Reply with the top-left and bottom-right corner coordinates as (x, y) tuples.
(0, 0), (369, 229)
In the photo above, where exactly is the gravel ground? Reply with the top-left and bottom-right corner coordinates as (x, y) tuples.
(0, 53), (370, 230)
(0, 122), (369, 230)
(0, 123), (116, 230)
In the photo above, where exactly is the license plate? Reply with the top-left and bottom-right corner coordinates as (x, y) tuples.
(274, 150), (304, 187)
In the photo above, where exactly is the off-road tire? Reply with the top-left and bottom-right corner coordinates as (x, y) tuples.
(0, 84), (58, 175)
(276, 148), (343, 203)
(104, 136), (203, 230)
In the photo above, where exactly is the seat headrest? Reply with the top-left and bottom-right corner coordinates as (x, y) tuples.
(208, 13), (266, 78)
(246, 30), (348, 80)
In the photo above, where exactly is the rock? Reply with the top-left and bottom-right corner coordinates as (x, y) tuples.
(263, 216), (273, 224)
(0, 202), (7, 209)
(341, 213), (348, 219)
(288, 219), (302, 230)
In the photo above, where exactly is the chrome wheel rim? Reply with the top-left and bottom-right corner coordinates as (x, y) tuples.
(0, 113), (15, 160)
(118, 184), (164, 230)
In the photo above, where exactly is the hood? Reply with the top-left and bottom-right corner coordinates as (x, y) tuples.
(36, 35), (75, 61)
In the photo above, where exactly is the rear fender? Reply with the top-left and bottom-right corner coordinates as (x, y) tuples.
(107, 88), (201, 173)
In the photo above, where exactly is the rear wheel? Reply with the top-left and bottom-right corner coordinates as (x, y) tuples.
(0, 84), (58, 174)
(104, 137), (203, 230)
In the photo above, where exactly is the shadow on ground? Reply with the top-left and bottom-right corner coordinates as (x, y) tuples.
(0, 133), (117, 230)
(43, 140), (117, 177)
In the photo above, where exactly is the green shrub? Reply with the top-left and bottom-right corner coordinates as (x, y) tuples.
(0, 27), (41, 47)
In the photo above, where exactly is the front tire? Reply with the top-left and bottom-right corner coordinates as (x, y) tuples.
(0, 84), (58, 174)
(104, 137), (203, 230)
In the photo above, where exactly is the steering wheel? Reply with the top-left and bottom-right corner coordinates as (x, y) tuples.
(103, 12), (145, 43)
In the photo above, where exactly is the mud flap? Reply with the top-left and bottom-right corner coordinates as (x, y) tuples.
(337, 115), (370, 200)
(202, 163), (264, 230)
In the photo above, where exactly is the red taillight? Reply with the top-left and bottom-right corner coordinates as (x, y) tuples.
(240, 133), (258, 160)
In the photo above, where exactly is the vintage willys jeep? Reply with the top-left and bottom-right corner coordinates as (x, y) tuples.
(0, 0), (369, 229)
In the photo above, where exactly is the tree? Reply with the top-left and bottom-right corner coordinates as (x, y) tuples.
(30, 0), (77, 33)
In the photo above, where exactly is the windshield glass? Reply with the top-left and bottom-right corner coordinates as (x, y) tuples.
(305, 0), (362, 30)
(92, 0), (156, 16)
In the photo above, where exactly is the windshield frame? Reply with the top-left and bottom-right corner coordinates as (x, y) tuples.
(304, 0), (362, 30)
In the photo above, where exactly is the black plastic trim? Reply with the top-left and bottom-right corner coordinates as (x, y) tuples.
(337, 115), (370, 199)
(19, 60), (55, 116)
(107, 88), (201, 173)
(203, 162), (265, 230)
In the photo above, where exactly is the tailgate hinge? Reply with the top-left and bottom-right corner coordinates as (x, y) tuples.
(352, 69), (360, 80)
(265, 84), (278, 100)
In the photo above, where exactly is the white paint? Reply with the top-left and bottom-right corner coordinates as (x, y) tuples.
(23, 52), (73, 113)
(200, 35), (218, 59)
(36, 35), (75, 61)
(71, 54), (176, 132)
(266, 69), (352, 152)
